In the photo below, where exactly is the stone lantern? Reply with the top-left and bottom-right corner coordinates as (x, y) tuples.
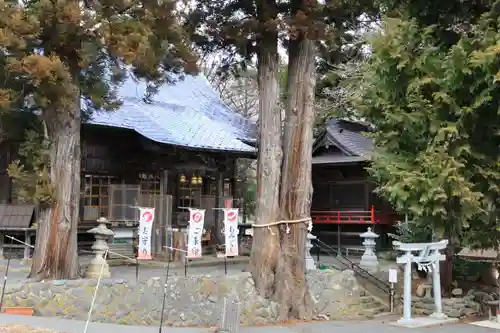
(359, 227), (379, 272)
(86, 217), (114, 279)
(305, 233), (317, 270)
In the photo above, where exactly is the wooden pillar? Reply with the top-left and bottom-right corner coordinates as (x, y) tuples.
(366, 182), (378, 248)
(364, 181), (370, 210)
(22, 230), (31, 264)
(158, 169), (169, 256)
(231, 159), (237, 200)
(337, 224), (341, 255)
(213, 170), (224, 247)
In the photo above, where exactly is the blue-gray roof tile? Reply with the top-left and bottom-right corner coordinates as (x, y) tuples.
(88, 74), (257, 153)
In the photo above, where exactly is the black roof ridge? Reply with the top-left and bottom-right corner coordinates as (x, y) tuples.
(312, 117), (374, 161)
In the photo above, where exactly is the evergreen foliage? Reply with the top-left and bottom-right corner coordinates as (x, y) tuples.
(0, 0), (196, 279)
(356, 9), (500, 250)
(0, 0), (196, 199)
(8, 125), (53, 204)
(185, 0), (377, 97)
(388, 218), (433, 244)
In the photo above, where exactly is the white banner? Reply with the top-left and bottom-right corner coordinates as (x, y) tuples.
(224, 208), (239, 257)
(137, 207), (155, 260)
(187, 208), (205, 258)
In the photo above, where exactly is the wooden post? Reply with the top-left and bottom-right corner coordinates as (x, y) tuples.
(337, 224), (341, 255)
(371, 206), (377, 249)
(337, 211), (341, 254)
(364, 181), (370, 211)
(214, 170), (224, 246)
(158, 169), (169, 256)
(231, 159), (237, 202)
(22, 230), (31, 264)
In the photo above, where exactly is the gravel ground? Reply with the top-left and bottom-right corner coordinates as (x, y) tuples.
(0, 316), (496, 333)
(0, 325), (63, 333)
(0, 259), (249, 285)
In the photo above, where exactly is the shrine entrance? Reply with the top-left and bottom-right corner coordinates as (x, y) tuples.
(392, 240), (458, 327)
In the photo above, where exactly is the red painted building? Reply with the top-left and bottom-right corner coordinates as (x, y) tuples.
(311, 119), (398, 252)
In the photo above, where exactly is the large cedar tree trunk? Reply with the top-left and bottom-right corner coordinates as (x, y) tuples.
(249, 26), (316, 319)
(250, 36), (283, 297)
(274, 37), (316, 319)
(29, 108), (81, 280)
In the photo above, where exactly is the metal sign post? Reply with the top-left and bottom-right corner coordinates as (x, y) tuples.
(388, 268), (398, 313)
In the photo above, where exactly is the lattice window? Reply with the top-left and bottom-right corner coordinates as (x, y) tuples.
(83, 175), (118, 220)
(207, 179), (232, 197)
(109, 184), (140, 222)
(329, 182), (367, 209)
(139, 172), (161, 195)
(179, 184), (202, 209)
(223, 179), (232, 197)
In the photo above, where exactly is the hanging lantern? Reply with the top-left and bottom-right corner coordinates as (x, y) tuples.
(190, 175), (198, 185)
(180, 174), (186, 183)
(197, 176), (203, 185)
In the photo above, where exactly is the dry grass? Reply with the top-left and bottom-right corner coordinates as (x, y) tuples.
(0, 325), (64, 333)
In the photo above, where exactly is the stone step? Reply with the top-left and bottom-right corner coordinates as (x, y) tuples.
(359, 306), (388, 319)
(373, 311), (394, 318)
(364, 301), (382, 309)
(360, 296), (388, 309)
(360, 296), (376, 304)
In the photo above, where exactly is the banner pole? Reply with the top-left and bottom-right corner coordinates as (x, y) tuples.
(158, 253), (171, 333)
(221, 208), (227, 275)
(83, 249), (109, 333)
(0, 235), (15, 312)
(136, 257), (139, 284)
(135, 218), (139, 284)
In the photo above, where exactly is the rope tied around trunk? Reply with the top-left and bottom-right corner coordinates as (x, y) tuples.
(251, 217), (312, 235)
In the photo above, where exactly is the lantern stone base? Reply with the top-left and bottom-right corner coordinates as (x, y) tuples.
(359, 254), (379, 272)
(85, 257), (111, 279)
(305, 233), (317, 271)
(20, 258), (32, 266)
(359, 227), (379, 272)
(391, 316), (457, 328)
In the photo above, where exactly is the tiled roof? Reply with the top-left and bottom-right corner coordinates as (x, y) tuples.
(457, 247), (499, 260)
(0, 204), (35, 229)
(324, 119), (374, 159)
(312, 119), (374, 164)
(312, 154), (367, 165)
(88, 74), (257, 153)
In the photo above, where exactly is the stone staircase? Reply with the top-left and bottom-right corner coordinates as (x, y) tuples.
(358, 289), (391, 318)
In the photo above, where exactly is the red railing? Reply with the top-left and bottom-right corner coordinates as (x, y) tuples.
(311, 206), (397, 225)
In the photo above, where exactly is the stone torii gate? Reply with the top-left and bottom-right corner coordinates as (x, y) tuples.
(393, 240), (457, 327)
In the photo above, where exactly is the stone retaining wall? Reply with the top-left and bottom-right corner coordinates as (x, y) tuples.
(1, 270), (368, 326)
(412, 295), (479, 318)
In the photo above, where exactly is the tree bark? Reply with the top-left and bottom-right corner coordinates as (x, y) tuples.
(29, 107), (81, 280)
(274, 37), (316, 319)
(249, 6), (316, 318)
(249, 34), (283, 297)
